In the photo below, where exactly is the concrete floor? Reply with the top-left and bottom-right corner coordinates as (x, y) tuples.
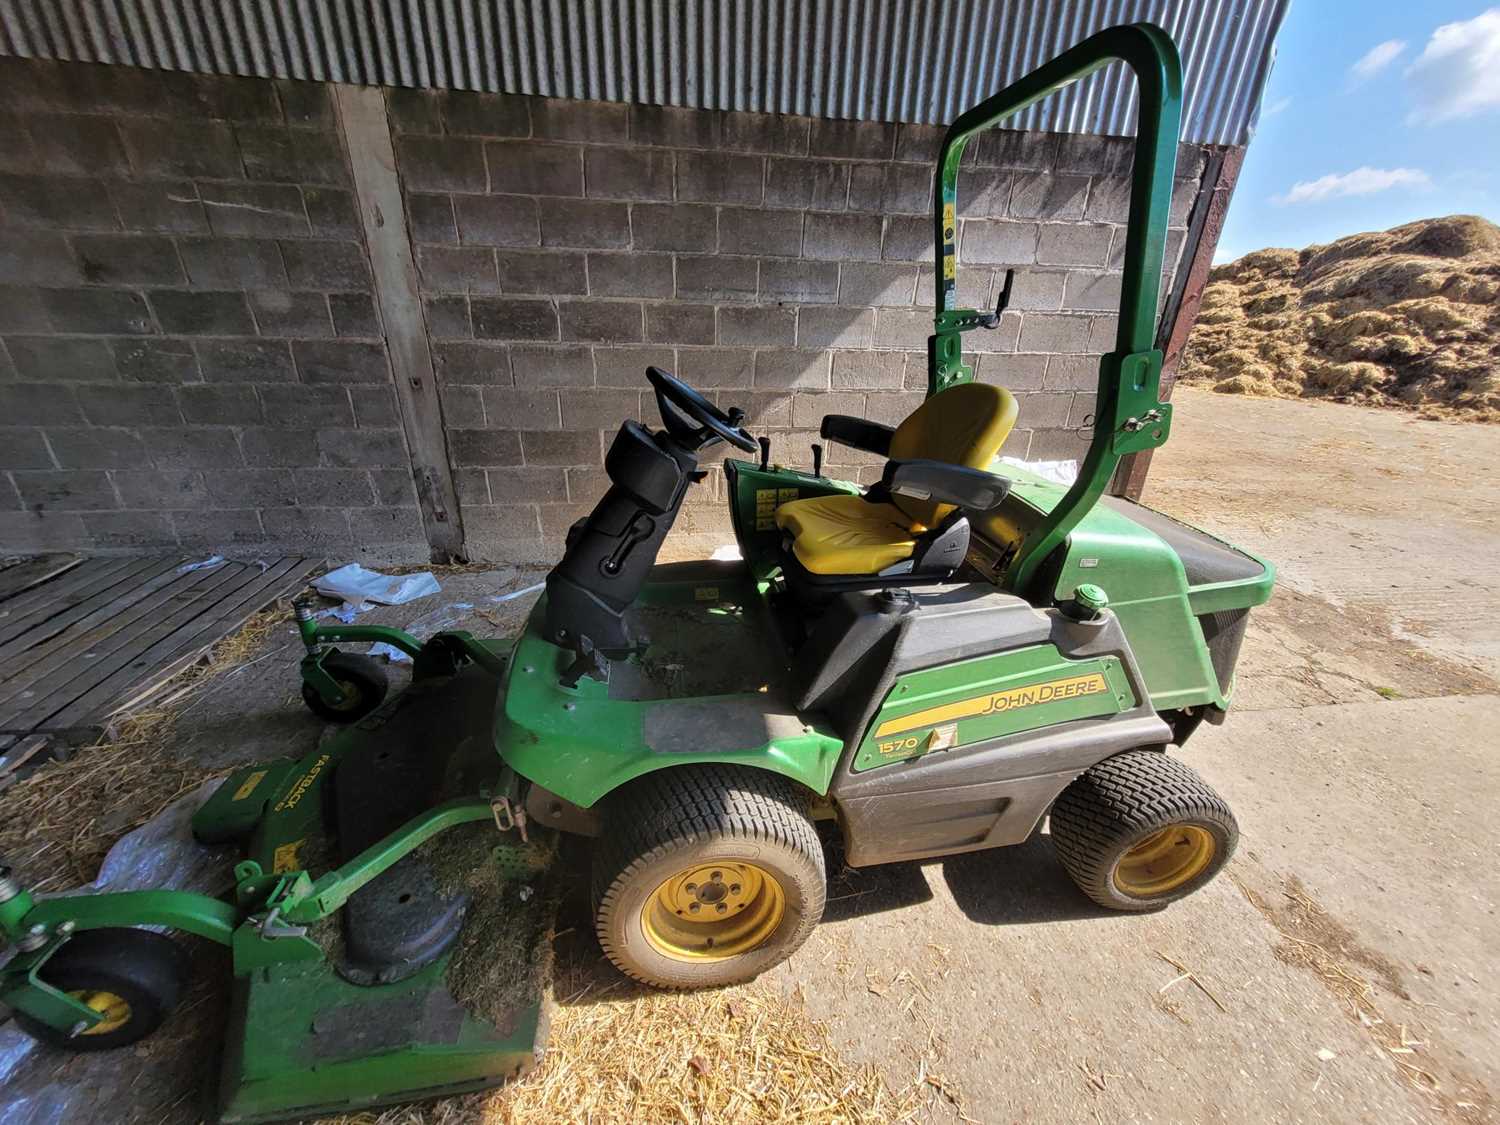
(5, 389), (1497, 1123)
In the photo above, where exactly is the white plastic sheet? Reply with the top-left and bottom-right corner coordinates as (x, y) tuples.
(367, 602), (473, 662)
(312, 564), (440, 612)
(487, 581), (545, 604)
(177, 555), (225, 573)
(999, 457), (1079, 486)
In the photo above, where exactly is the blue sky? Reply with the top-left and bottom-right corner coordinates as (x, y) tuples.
(1214, 2), (1500, 261)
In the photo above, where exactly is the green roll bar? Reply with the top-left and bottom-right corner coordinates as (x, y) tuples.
(926, 22), (1184, 597)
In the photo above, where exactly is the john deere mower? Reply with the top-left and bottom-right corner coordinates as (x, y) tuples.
(1, 22), (1272, 1122)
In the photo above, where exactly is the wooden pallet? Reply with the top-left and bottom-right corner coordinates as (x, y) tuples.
(0, 556), (320, 753)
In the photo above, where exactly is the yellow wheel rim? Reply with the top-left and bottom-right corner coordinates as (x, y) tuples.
(66, 989), (132, 1036)
(326, 679), (362, 712)
(641, 862), (786, 962)
(1113, 825), (1216, 897)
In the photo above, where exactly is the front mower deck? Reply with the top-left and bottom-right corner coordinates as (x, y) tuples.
(206, 664), (555, 1123)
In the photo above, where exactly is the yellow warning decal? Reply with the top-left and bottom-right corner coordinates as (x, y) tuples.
(942, 201), (955, 240)
(694, 586), (719, 601)
(874, 673), (1109, 738)
(272, 839), (304, 874)
(232, 769), (268, 801)
(943, 255), (956, 280)
(755, 487), (797, 532)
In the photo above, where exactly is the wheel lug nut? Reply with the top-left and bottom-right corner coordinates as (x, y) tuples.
(716, 903), (727, 914)
(711, 871), (722, 881)
(685, 883), (697, 892)
(689, 902), (701, 913)
(729, 884), (741, 894)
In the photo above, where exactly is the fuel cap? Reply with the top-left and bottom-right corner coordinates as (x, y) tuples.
(1062, 583), (1109, 622)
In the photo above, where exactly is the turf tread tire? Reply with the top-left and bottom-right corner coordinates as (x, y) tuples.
(593, 765), (825, 990)
(1050, 749), (1237, 912)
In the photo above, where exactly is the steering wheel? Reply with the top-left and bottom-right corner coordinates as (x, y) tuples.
(646, 366), (758, 453)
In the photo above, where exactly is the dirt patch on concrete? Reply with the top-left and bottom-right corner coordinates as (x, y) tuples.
(1180, 215), (1500, 421)
(1233, 586), (1499, 713)
(1147, 387), (1500, 684)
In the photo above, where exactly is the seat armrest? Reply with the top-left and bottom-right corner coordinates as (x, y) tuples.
(820, 415), (894, 457)
(882, 459), (1011, 512)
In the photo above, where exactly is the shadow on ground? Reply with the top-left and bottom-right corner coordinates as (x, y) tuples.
(941, 833), (1113, 925)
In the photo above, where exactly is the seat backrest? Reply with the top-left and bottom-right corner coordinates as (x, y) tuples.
(887, 382), (1018, 530)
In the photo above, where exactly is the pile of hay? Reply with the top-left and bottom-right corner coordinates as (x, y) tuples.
(1180, 215), (1500, 420)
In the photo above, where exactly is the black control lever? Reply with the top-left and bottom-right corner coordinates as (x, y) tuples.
(758, 436), (771, 471)
(601, 512), (655, 576)
(978, 268), (1015, 329)
(811, 443), (823, 478)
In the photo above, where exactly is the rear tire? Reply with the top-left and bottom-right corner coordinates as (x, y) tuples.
(1050, 749), (1237, 912)
(301, 652), (388, 722)
(593, 766), (825, 990)
(12, 928), (189, 1052)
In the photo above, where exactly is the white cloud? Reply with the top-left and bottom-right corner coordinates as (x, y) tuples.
(1263, 95), (1292, 117)
(1405, 8), (1500, 123)
(1273, 166), (1432, 206)
(1349, 39), (1407, 81)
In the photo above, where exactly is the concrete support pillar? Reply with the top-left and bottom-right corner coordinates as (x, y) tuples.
(334, 86), (467, 561)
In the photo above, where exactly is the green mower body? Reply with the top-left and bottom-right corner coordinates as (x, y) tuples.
(495, 452), (1269, 868)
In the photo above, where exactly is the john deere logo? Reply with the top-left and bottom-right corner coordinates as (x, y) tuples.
(975, 674), (1107, 714)
(874, 673), (1109, 738)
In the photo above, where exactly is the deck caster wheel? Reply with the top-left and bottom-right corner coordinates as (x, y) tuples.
(1049, 749), (1237, 912)
(13, 928), (189, 1052)
(593, 766), (825, 989)
(301, 652), (388, 723)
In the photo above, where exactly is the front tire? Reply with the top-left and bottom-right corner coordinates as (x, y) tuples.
(12, 928), (189, 1052)
(301, 651), (388, 722)
(1050, 749), (1237, 912)
(593, 766), (825, 989)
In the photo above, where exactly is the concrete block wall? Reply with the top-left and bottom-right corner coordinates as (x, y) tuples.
(388, 89), (1203, 557)
(0, 53), (1209, 562)
(0, 57), (423, 557)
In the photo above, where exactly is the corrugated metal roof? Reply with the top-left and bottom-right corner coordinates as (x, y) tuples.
(0, 1), (1288, 145)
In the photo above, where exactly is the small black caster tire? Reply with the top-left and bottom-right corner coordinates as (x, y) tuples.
(13, 928), (189, 1052)
(301, 652), (388, 722)
(1050, 748), (1237, 912)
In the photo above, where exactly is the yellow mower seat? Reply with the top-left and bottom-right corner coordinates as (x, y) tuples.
(774, 496), (919, 576)
(775, 382), (1017, 577)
